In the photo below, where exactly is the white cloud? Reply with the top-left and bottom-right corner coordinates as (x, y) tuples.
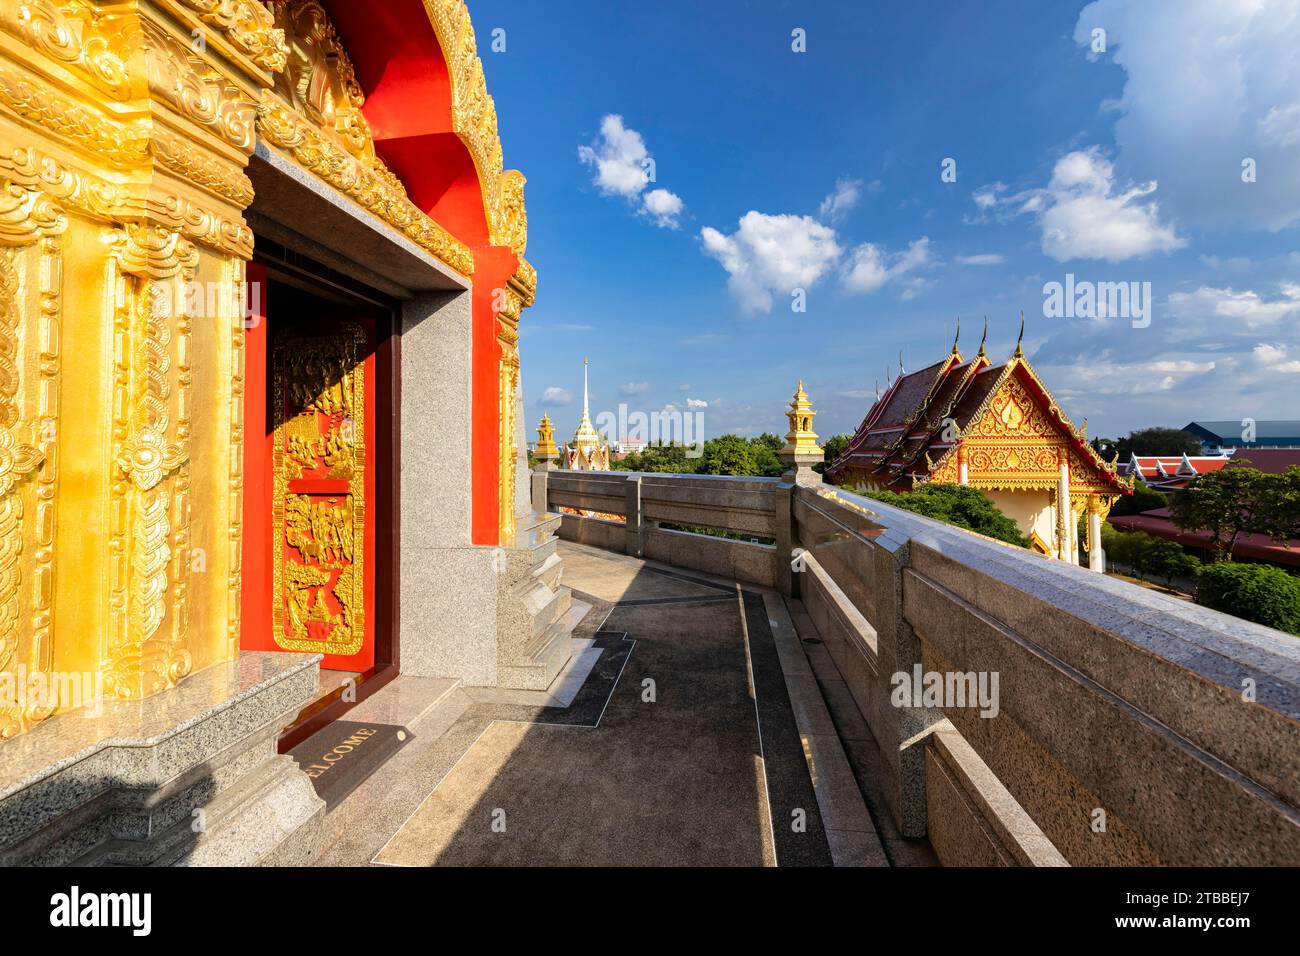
(686, 398), (709, 408)
(1254, 343), (1300, 373)
(975, 149), (1184, 262)
(642, 188), (684, 228)
(1039, 149), (1185, 261)
(1075, 0), (1300, 230)
(1167, 283), (1300, 331)
(819, 177), (863, 223)
(619, 381), (650, 396)
(842, 237), (933, 294)
(578, 114), (650, 197)
(700, 212), (842, 314)
(579, 114), (685, 228)
(539, 386), (573, 407)
(956, 253), (1005, 266)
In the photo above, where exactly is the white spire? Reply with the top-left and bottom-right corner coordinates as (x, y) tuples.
(583, 355), (589, 418)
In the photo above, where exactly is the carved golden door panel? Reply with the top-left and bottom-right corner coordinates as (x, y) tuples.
(271, 318), (375, 671)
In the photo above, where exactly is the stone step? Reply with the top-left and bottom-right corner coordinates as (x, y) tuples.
(533, 551), (565, 591)
(529, 583), (571, 641)
(499, 599), (593, 692)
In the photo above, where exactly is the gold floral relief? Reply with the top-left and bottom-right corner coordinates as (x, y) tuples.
(105, 224), (198, 700)
(271, 321), (365, 656)
(0, 183), (64, 738)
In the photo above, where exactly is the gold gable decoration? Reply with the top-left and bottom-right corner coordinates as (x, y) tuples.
(257, 1), (474, 276)
(423, 0), (528, 257)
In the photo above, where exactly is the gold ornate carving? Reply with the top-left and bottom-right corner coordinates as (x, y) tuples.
(141, 17), (258, 153)
(175, 0), (289, 74)
(271, 321), (365, 656)
(423, 0), (528, 256)
(0, 183), (64, 738)
(106, 224), (198, 699)
(0, 1), (133, 99)
(150, 129), (255, 206)
(226, 258), (244, 658)
(0, 62), (149, 166)
(256, 93), (473, 275)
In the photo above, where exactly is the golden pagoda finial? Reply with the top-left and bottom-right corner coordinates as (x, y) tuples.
(536, 412), (559, 458)
(1013, 311), (1025, 358)
(978, 316), (988, 358)
(781, 380), (820, 456)
(950, 317), (961, 355)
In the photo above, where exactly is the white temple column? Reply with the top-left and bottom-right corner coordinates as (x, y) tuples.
(1057, 453), (1071, 561)
(958, 446), (969, 485)
(1087, 496), (1105, 572)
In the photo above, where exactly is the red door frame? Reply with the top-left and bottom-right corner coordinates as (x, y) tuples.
(242, 249), (403, 752)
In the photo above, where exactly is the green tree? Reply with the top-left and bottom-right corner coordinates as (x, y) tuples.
(699, 434), (758, 476)
(815, 433), (852, 474)
(1111, 481), (1167, 517)
(611, 440), (700, 475)
(1197, 562), (1300, 636)
(749, 433), (785, 477)
(864, 483), (1028, 547)
(1255, 465), (1300, 547)
(1169, 463), (1269, 561)
(1109, 427), (1202, 459)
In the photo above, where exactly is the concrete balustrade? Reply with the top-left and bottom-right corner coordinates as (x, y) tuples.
(535, 467), (1300, 866)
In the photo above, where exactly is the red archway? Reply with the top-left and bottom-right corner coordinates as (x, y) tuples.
(325, 0), (519, 545)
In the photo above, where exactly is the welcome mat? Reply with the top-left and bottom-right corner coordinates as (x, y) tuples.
(289, 720), (412, 811)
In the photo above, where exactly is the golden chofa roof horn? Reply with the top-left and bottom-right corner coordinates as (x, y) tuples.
(977, 316), (988, 357)
(1013, 311), (1025, 358)
(950, 317), (961, 355)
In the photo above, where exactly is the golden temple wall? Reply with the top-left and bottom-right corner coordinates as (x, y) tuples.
(0, 0), (274, 736)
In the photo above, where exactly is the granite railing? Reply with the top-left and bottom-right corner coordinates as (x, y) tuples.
(536, 467), (1300, 866)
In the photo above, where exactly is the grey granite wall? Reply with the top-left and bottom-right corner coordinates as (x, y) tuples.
(398, 290), (498, 685)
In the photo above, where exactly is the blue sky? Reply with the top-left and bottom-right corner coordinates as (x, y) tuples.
(474, 0), (1300, 444)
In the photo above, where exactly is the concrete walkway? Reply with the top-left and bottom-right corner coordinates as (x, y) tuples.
(309, 540), (919, 866)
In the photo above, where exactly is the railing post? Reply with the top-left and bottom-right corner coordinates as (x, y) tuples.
(624, 473), (644, 557)
(775, 482), (797, 597)
(531, 459), (555, 514)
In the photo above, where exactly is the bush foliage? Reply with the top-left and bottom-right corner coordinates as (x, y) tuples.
(1196, 562), (1300, 636)
(863, 483), (1029, 547)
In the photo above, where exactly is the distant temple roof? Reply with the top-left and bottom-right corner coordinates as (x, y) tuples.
(1110, 509), (1300, 568)
(1229, 448), (1300, 474)
(1120, 454), (1231, 490)
(1183, 421), (1300, 447)
(825, 322), (1129, 495)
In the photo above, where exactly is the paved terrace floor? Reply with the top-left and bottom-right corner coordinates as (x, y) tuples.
(308, 541), (937, 866)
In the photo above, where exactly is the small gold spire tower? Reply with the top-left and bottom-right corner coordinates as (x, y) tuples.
(782, 380), (821, 455)
(779, 380), (823, 486)
(536, 412), (559, 458)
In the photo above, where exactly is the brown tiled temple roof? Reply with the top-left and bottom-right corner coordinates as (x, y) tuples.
(825, 339), (1129, 494)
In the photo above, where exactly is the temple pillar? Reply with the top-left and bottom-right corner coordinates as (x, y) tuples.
(1087, 495), (1105, 573)
(1057, 452), (1072, 561)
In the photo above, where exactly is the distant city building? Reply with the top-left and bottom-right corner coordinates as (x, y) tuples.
(1182, 420), (1300, 455)
(614, 437), (647, 454)
(1119, 454), (1231, 491)
(565, 357), (612, 471)
(825, 321), (1132, 569)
